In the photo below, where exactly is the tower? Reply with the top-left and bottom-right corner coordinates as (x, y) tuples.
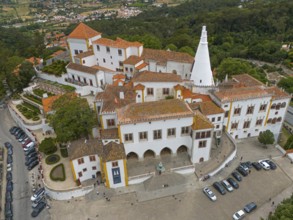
(190, 26), (214, 87)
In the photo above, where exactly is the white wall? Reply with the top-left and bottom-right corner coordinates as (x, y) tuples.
(206, 113), (224, 137)
(101, 113), (117, 129)
(166, 61), (192, 80)
(68, 38), (88, 62)
(191, 129), (213, 163)
(72, 155), (101, 182)
(81, 55), (96, 67)
(105, 159), (126, 188)
(120, 117), (193, 158)
(67, 67), (98, 87)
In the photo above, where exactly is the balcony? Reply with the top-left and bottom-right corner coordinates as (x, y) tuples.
(65, 78), (88, 87)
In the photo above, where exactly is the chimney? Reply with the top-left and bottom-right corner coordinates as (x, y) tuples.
(119, 91), (124, 99)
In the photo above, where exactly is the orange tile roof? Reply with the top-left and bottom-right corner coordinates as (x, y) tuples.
(102, 142), (126, 162)
(68, 23), (101, 39)
(52, 50), (65, 57)
(132, 71), (182, 83)
(91, 65), (115, 72)
(68, 138), (103, 160)
(142, 48), (194, 64)
(265, 86), (291, 100)
(100, 128), (119, 139)
(189, 93), (212, 102)
(74, 50), (94, 59)
(192, 111), (214, 130)
(25, 57), (42, 65)
(134, 83), (145, 90)
(117, 99), (194, 125)
(174, 84), (185, 91)
(113, 73), (126, 80)
(188, 101), (224, 115)
(112, 79), (125, 86)
(93, 37), (142, 49)
(42, 95), (61, 113)
(232, 74), (264, 87)
(123, 55), (143, 65)
(135, 63), (148, 70)
(67, 63), (97, 75)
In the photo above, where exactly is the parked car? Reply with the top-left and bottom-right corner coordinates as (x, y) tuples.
(22, 139), (32, 148)
(24, 142), (35, 152)
(243, 161), (252, 168)
(21, 136), (30, 144)
(203, 187), (217, 201)
(9, 126), (18, 134)
(26, 152), (38, 160)
(213, 182), (226, 195)
(31, 201), (46, 217)
(5, 191), (13, 203)
(6, 181), (13, 192)
(18, 134), (27, 142)
(12, 127), (22, 136)
(239, 163), (249, 171)
(7, 148), (13, 155)
(7, 163), (12, 172)
(227, 177), (239, 189)
(221, 180), (234, 192)
(232, 171), (242, 182)
(15, 131), (25, 139)
(25, 148), (36, 156)
(236, 166), (248, 176)
(233, 209), (245, 220)
(25, 156), (38, 166)
(4, 142), (13, 149)
(6, 171), (12, 181)
(28, 160), (39, 171)
(258, 160), (270, 170)
(5, 202), (13, 218)
(31, 188), (45, 202)
(252, 162), (262, 171)
(7, 155), (13, 164)
(244, 202), (257, 213)
(265, 160), (277, 170)
(32, 196), (45, 208)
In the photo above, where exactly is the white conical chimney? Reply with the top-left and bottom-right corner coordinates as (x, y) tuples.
(190, 26), (215, 87)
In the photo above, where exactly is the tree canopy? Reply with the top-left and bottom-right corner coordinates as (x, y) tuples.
(39, 137), (57, 155)
(268, 193), (293, 220)
(49, 94), (95, 143)
(258, 130), (275, 147)
(284, 135), (293, 150)
(277, 77), (293, 95)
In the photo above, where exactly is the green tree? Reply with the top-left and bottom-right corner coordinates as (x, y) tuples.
(178, 46), (195, 56)
(39, 137), (57, 155)
(268, 193), (293, 220)
(258, 130), (275, 147)
(277, 77), (293, 94)
(49, 94), (95, 143)
(284, 135), (293, 150)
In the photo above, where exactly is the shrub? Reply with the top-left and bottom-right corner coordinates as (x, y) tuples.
(32, 116), (40, 121)
(45, 154), (60, 165)
(60, 147), (68, 158)
(39, 138), (57, 155)
(50, 163), (66, 181)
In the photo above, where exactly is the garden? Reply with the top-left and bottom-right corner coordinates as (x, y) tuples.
(33, 88), (55, 98)
(23, 93), (42, 105)
(16, 102), (41, 121)
(42, 60), (68, 77)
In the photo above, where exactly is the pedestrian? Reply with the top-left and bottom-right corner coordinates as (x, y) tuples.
(96, 191), (99, 196)
(240, 156), (243, 161)
(269, 198), (271, 201)
(249, 170), (251, 174)
(272, 201), (274, 206)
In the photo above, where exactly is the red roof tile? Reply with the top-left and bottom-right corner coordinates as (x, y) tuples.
(93, 37), (142, 49)
(68, 23), (101, 39)
(132, 71), (182, 83)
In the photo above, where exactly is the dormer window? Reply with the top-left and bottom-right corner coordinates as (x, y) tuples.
(106, 47), (110, 53)
(96, 45), (100, 51)
(118, 49), (122, 56)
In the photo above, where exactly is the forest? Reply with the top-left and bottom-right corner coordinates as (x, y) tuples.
(1, 0), (293, 100)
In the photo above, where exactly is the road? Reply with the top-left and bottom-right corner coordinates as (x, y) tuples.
(0, 108), (50, 220)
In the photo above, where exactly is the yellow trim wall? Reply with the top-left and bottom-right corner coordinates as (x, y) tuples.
(118, 124), (122, 143)
(103, 162), (110, 188)
(226, 102), (233, 131)
(100, 115), (104, 129)
(142, 90), (145, 103)
(123, 159), (128, 186)
(264, 99), (273, 126)
(70, 160), (77, 181)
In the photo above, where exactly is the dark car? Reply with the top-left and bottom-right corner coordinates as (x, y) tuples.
(227, 177), (239, 189)
(26, 152), (38, 160)
(10, 126), (20, 135)
(252, 162), (262, 171)
(5, 191), (13, 203)
(22, 139), (32, 148)
(16, 132), (25, 139)
(5, 202), (13, 218)
(232, 171), (242, 182)
(6, 171), (12, 181)
(244, 161), (252, 168)
(25, 156), (38, 166)
(6, 181), (13, 192)
(265, 160), (277, 170)
(244, 202), (257, 213)
(28, 160), (39, 171)
(213, 181), (226, 195)
(31, 201), (46, 217)
(240, 163), (249, 171)
(4, 142), (13, 149)
(7, 155), (13, 164)
(25, 148), (36, 156)
(237, 166), (248, 177)
(14, 128), (23, 136)
(18, 134), (27, 142)
(7, 147), (13, 155)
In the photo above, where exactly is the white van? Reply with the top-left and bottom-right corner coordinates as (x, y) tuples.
(24, 142), (35, 151)
(31, 188), (45, 202)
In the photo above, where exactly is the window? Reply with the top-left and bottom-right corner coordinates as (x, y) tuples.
(72, 75), (75, 80)
(196, 132), (200, 139)
(217, 116), (221, 121)
(78, 172), (82, 177)
(107, 119), (115, 127)
(276, 103), (281, 110)
(231, 122), (238, 129)
(271, 103), (276, 109)
(163, 88), (170, 95)
(212, 117), (215, 122)
(259, 104), (267, 111)
(256, 119), (263, 126)
(167, 128), (176, 137)
(106, 47), (110, 53)
(74, 50), (78, 55)
(243, 121), (251, 129)
(234, 107), (241, 115)
(90, 79), (93, 86)
(153, 130), (162, 140)
(225, 111), (229, 118)
(103, 58), (106, 63)
(125, 67), (128, 71)
(147, 88), (154, 95)
(112, 161), (118, 167)
(78, 76), (81, 82)
(277, 117), (282, 122)
(181, 126), (189, 135)
(216, 125), (220, 129)
(96, 45), (100, 51)
(124, 133), (133, 142)
(130, 68), (133, 72)
(92, 166), (97, 170)
(281, 102), (286, 108)
(272, 118), (277, 124)
(118, 49), (122, 56)
(119, 61), (123, 67)
(267, 118), (272, 124)
(83, 78), (86, 84)
(246, 106), (254, 115)
(139, 132), (148, 141)
(82, 60), (85, 64)
(83, 168), (87, 172)
(78, 158), (84, 165)
(199, 141), (207, 148)
(89, 155), (96, 162)
(79, 50), (83, 53)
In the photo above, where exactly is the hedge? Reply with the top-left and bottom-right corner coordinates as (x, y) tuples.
(50, 163), (66, 181)
(45, 154), (60, 165)
(60, 147), (68, 158)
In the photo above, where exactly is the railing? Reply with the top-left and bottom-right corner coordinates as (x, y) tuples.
(170, 164), (195, 172)
(128, 172), (155, 181)
(65, 78), (88, 87)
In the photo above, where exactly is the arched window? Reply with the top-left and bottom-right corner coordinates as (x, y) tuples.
(271, 104), (276, 109)
(277, 117), (282, 122)
(267, 119), (272, 124)
(272, 118), (277, 124)
(281, 102), (286, 108)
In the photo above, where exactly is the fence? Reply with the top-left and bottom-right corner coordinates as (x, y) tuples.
(128, 172), (155, 185)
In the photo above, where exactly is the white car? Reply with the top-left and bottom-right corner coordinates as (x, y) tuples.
(258, 160), (270, 170)
(233, 209), (245, 220)
(221, 180), (234, 192)
(203, 187), (217, 201)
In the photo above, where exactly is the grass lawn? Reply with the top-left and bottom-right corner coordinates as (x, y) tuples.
(279, 127), (291, 147)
